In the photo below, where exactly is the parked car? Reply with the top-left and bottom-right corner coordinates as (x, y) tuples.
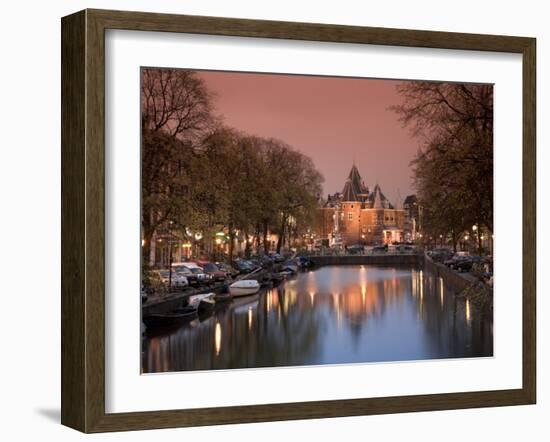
(268, 252), (285, 263)
(443, 255), (467, 268)
(455, 251), (470, 257)
(429, 248), (454, 263)
(171, 263), (200, 286)
(347, 244), (364, 255)
(372, 244), (388, 253)
(180, 262), (213, 284)
(396, 244), (414, 252)
(155, 270), (189, 290)
(454, 256), (483, 273)
(233, 259), (259, 274)
(198, 261), (227, 281)
(444, 254), (481, 272)
(250, 255), (275, 268)
(215, 262), (239, 278)
(248, 256), (269, 269)
(172, 262), (199, 286)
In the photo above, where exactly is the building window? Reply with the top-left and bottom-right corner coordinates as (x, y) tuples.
(348, 213), (353, 221)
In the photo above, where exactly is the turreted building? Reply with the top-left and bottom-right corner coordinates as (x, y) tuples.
(315, 164), (413, 247)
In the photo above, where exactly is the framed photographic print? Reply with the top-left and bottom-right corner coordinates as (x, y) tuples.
(61, 9), (536, 433)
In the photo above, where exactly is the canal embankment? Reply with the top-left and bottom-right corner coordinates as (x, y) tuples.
(311, 253), (492, 309)
(424, 254), (493, 313)
(423, 254), (475, 292)
(309, 253), (423, 267)
(143, 268), (272, 316)
(144, 254), (492, 316)
(143, 261), (494, 373)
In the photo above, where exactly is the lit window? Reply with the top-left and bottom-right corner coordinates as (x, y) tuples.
(348, 213), (353, 221)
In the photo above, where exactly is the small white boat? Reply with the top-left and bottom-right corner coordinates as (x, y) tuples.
(187, 292), (215, 307)
(198, 297), (216, 314)
(229, 280), (261, 297)
(282, 261), (298, 274)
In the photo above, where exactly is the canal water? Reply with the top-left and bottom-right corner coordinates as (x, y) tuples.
(142, 265), (493, 373)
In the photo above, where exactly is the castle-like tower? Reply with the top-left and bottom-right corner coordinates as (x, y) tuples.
(315, 164), (411, 247)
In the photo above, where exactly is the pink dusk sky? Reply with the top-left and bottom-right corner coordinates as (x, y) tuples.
(197, 70), (419, 204)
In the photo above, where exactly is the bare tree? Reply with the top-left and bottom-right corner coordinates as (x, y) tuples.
(141, 68), (215, 140)
(392, 82), (493, 248)
(141, 69), (215, 266)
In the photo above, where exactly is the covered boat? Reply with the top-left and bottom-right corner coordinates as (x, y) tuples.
(187, 292), (215, 307)
(281, 260), (298, 274)
(142, 305), (197, 330)
(229, 279), (261, 297)
(198, 297), (216, 314)
(214, 291), (233, 302)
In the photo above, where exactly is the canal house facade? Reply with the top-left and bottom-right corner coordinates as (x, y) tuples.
(316, 164), (411, 247)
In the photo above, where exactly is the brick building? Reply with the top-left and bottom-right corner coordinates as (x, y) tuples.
(315, 164), (413, 247)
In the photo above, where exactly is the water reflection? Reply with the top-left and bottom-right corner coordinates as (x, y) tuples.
(142, 265), (493, 373)
(214, 322), (221, 356)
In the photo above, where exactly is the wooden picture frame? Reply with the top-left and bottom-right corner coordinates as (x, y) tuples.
(61, 8), (536, 433)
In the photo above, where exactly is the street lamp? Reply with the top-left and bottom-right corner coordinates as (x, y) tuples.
(472, 224), (481, 255)
(168, 221), (174, 292)
(215, 237), (223, 261)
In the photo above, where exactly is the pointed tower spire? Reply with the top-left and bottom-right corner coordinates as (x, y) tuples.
(395, 189), (403, 210)
(342, 163), (365, 202)
(373, 186), (383, 209)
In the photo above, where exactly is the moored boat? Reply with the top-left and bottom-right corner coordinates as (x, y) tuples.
(143, 305), (197, 330)
(229, 279), (261, 297)
(187, 292), (215, 307)
(198, 297), (216, 314)
(214, 291), (233, 302)
(281, 260), (298, 274)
